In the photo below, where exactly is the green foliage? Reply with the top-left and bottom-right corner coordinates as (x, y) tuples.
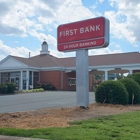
(41, 84), (56, 90)
(0, 111), (140, 140)
(0, 84), (8, 93)
(6, 83), (16, 93)
(95, 80), (128, 105)
(119, 78), (140, 104)
(35, 83), (56, 91)
(22, 88), (44, 93)
(126, 72), (140, 85)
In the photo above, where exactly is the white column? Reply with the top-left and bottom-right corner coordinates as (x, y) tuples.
(20, 71), (23, 90)
(61, 70), (63, 90)
(26, 70), (29, 90)
(129, 70), (133, 75)
(32, 71), (34, 88)
(101, 74), (104, 82)
(0, 73), (1, 84)
(104, 70), (108, 81)
(121, 73), (123, 79)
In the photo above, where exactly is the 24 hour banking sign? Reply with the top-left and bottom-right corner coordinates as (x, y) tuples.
(57, 17), (109, 52)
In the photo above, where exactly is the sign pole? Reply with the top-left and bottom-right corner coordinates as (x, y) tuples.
(57, 16), (109, 109)
(76, 49), (89, 107)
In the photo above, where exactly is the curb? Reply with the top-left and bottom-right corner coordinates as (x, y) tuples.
(0, 135), (49, 140)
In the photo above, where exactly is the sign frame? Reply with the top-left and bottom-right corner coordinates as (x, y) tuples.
(57, 17), (109, 52)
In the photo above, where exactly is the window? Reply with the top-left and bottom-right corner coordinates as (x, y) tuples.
(68, 78), (76, 86)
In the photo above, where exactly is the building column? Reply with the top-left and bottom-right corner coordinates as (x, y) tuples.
(26, 70), (29, 90)
(20, 71), (23, 91)
(32, 71), (34, 88)
(104, 70), (108, 81)
(61, 70), (63, 90)
(129, 70), (133, 75)
(101, 74), (104, 82)
(121, 73), (123, 79)
(0, 73), (1, 84)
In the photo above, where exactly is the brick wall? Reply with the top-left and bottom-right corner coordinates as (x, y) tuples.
(40, 70), (93, 91)
(133, 70), (140, 73)
(63, 71), (76, 91)
(40, 71), (61, 90)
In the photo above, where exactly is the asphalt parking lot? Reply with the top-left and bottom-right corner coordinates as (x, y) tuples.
(0, 91), (95, 113)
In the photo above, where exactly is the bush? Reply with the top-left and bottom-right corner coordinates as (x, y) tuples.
(0, 84), (8, 93)
(41, 84), (56, 90)
(22, 88), (44, 93)
(95, 81), (128, 105)
(35, 82), (56, 91)
(126, 72), (140, 85)
(119, 78), (140, 104)
(6, 83), (16, 93)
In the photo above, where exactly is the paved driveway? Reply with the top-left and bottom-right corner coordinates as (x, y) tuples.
(0, 91), (95, 113)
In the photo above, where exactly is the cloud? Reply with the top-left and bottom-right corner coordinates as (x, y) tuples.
(0, 40), (39, 60)
(29, 29), (57, 48)
(108, 0), (140, 44)
(0, 0), (95, 38)
(110, 42), (121, 48)
(1, 0), (139, 61)
(0, 39), (75, 61)
(89, 47), (123, 56)
(99, 0), (104, 4)
(0, 23), (26, 36)
(0, 1), (11, 16)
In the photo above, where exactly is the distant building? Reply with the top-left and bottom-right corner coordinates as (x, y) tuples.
(0, 41), (140, 91)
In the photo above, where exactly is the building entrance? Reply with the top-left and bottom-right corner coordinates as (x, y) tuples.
(10, 77), (20, 90)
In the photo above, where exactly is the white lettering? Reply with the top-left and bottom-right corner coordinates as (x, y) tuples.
(79, 41), (96, 47)
(64, 45), (68, 49)
(59, 28), (78, 37)
(96, 24), (100, 30)
(90, 26), (95, 31)
(66, 30), (69, 36)
(60, 31), (63, 37)
(80, 28), (84, 34)
(69, 43), (78, 48)
(85, 27), (89, 32)
(70, 30), (73, 35)
(73, 29), (77, 34)
(80, 24), (100, 34)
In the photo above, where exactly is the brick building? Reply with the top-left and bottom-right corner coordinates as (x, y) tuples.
(0, 41), (140, 91)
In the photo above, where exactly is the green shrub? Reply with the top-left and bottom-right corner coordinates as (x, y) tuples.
(95, 81), (128, 105)
(0, 84), (8, 93)
(41, 84), (56, 90)
(119, 78), (140, 104)
(22, 88), (44, 93)
(126, 72), (140, 85)
(6, 83), (16, 93)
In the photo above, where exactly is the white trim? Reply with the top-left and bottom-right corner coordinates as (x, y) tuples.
(26, 70), (29, 90)
(0, 72), (1, 84)
(129, 70), (133, 74)
(20, 71), (23, 91)
(0, 56), (27, 67)
(32, 71), (34, 88)
(40, 67), (65, 71)
(104, 70), (108, 81)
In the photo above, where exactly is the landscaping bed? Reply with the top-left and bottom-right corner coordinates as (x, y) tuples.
(0, 103), (140, 129)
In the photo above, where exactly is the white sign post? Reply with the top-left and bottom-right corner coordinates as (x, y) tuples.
(76, 49), (89, 107)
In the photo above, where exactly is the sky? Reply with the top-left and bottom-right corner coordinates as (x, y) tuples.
(0, 0), (140, 61)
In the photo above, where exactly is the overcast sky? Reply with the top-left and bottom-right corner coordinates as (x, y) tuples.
(0, 0), (140, 60)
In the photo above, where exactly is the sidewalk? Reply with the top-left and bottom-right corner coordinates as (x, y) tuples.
(0, 135), (50, 140)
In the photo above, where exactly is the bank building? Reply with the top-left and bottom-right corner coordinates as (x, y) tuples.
(0, 41), (140, 91)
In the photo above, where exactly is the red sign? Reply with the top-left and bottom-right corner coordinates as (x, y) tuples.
(57, 17), (109, 52)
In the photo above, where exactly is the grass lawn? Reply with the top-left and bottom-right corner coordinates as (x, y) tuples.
(0, 111), (140, 140)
